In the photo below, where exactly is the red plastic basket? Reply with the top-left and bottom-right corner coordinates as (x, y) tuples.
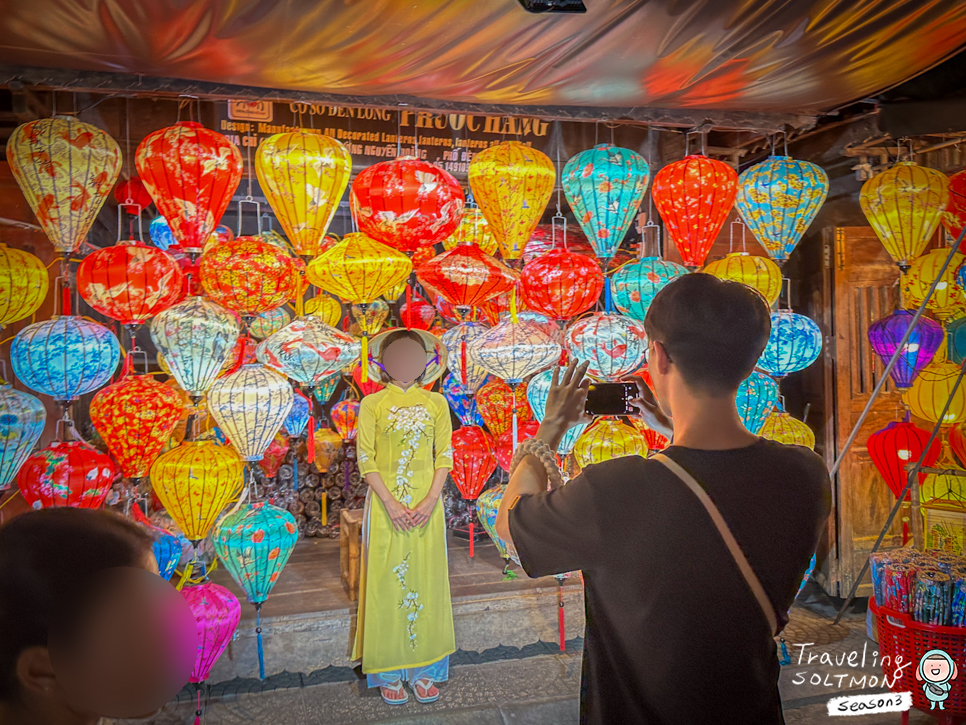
(872, 600), (966, 723)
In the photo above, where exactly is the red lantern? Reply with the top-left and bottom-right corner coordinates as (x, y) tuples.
(135, 122), (242, 253)
(417, 244), (517, 314)
(399, 293), (436, 330)
(948, 423), (966, 468)
(259, 434), (290, 478)
(113, 177), (153, 210)
(350, 359), (385, 397)
(652, 155), (738, 268)
(630, 419), (669, 451)
(451, 426), (496, 500)
(200, 236), (298, 318)
(77, 241), (185, 326)
(520, 249), (603, 320)
(944, 170), (966, 242)
(867, 420), (941, 501)
(17, 441), (117, 509)
(495, 421), (540, 471)
(350, 157), (465, 252)
(477, 379), (532, 439)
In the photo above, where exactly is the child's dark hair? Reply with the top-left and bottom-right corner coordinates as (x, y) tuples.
(378, 329), (428, 384)
(0, 508), (156, 702)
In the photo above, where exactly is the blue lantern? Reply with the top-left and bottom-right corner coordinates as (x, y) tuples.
(736, 156), (829, 265)
(611, 258), (688, 322)
(562, 144), (650, 262)
(442, 321), (491, 393)
(758, 311), (823, 378)
(154, 529), (182, 580)
(12, 317), (120, 401)
(149, 215), (176, 250)
(0, 385), (46, 490)
(442, 373), (486, 427)
(283, 391), (311, 438)
(736, 370), (778, 435)
(527, 368), (587, 454)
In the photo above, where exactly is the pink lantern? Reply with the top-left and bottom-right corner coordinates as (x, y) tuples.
(181, 582), (241, 683)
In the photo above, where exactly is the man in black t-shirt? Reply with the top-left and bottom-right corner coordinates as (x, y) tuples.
(496, 274), (831, 725)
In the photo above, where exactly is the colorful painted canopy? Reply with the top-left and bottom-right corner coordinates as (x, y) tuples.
(867, 310), (943, 390)
(249, 307), (291, 340)
(468, 319), (560, 384)
(758, 311), (823, 378)
(200, 236), (298, 319)
(17, 440), (117, 509)
(562, 144), (650, 262)
(476, 485), (514, 561)
(306, 232), (412, 304)
(450, 426), (496, 500)
(905, 359), (966, 426)
(908, 249), (966, 322)
(331, 399), (360, 441)
(759, 410), (815, 450)
(574, 418), (648, 468)
(520, 249), (603, 321)
(7, 116), (122, 254)
(566, 313), (648, 381)
(256, 131), (351, 257)
(611, 257), (688, 321)
(0, 244), (48, 328)
(441, 373), (486, 427)
(443, 208), (498, 256)
(181, 582), (242, 683)
(944, 169), (966, 241)
(527, 367), (587, 454)
(735, 156), (828, 264)
(256, 316), (360, 387)
(283, 392), (311, 438)
(476, 379), (531, 439)
(735, 370), (779, 435)
(868, 419), (940, 500)
(208, 364), (294, 461)
(703, 252), (781, 308)
(417, 244), (516, 311)
(0, 385), (46, 491)
(11, 317), (120, 401)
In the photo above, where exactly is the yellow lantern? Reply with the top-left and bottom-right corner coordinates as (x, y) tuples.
(921, 447), (966, 509)
(860, 161), (949, 272)
(255, 132), (352, 257)
(468, 141), (555, 263)
(703, 252), (781, 307)
(758, 411), (815, 450)
(150, 440), (244, 541)
(0, 244), (48, 328)
(306, 232), (412, 304)
(443, 208), (498, 256)
(905, 359), (966, 426)
(304, 294), (343, 327)
(351, 299), (389, 335)
(902, 249), (965, 322)
(574, 418), (648, 469)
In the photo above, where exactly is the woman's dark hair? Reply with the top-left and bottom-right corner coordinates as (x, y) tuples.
(644, 273), (772, 395)
(0, 508), (155, 702)
(377, 329), (428, 384)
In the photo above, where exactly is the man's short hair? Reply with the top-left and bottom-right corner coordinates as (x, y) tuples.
(644, 273), (771, 395)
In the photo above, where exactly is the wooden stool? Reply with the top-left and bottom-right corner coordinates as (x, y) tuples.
(340, 508), (364, 601)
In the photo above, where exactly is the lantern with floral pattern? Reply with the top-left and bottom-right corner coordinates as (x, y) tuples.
(611, 258), (688, 322)
(17, 440), (117, 509)
(476, 379), (531, 439)
(256, 317), (360, 388)
(574, 418), (648, 468)
(306, 233), (412, 305)
(735, 370), (779, 435)
(442, 322), (491, 392)
(943, 169), (966, 241)
(451, 426), (496, 500)
(0, 385), (46, 490)
(331, 399), (360, 442)
(520, 249), (603, 320)
(0, 244), (48, 329)
(442, 374), (486, 427)
(495, 421), (541, 471)
(181, 582), (241, 683)
(566, 313), (648, 381)
(417, 244), (516, 313)
(468, 319), (560, 384)
(758, 311), (823, 378)
(443, 208), (498, 255)
(200, 237), (298, 320)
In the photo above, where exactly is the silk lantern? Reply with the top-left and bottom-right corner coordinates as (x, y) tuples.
(860, 161), (949, 272)
(200, 237), (298, 319)
(574, 419), (648, 468)
(399, 293), (436, 331)
(468, 319), (560, 384)
(520, 249), (604, 320)
(249, 307), (291, 340)
(905, 360), (966, 426)
(442, 322), (490, 392)
(208, 365), (294, 461)
(181, 582), (241, 683)
(611, 258), (688, 321)
(476, 485), (515, 562)
(442, 374), (486, 427)
(7, 116), (122, 254)
(868, 310), (943, 390)
(151, 297), (242, 400)
(868, 419), (940, 500)
(758, 311), (823, 378)
(260, 434), (290, 478)
(114, 177), (152, 210)
(311, 373), (341, 406)
(151, 441), (244, 541)
(256, 132), (351, 257)
(90, 375), (186, 479)
(736, 157), (829, 264)
(0, 385), (46, 490)
(12, 317), (120, 401)
(256, 317), (360, 387)
(943, 169), (966, 241)
(527, 367), (587, 454)
(906, 249), (966, 322)
(652, 155), (738, 268)
(919, 460), (966, 510)
(630, 419), (670, 452)
(312, 426), (343, 473)
(947, 317), (966, 366)
(331, 399), (360, 442)
(77, 241), (184, 326)
(416, 244), (516, 313)
(736, 370), (779, 435)
(136, 122), (242, 254)
(304, 294), (343, 327)
(149, 216), (176, 251)
(522, 224), (602, 265)
(443, 207), (498, 255)
(477, 379), (531, 439)
(759, 410), (815, 450)
(17, 441), (117, 509)
(132, 504), (182, 580)
(350, 157), (464, 252)
(0, 244), (48, 328)
(350, 359), (386, 397)
(567, 313), (648, 381)
(496, 421), (540, 471)
(351, 299), (389, 336)
(703, 252), (782, 307)
(283, 392), (311, 438)
(451, 424), (496, 558)
(562, 144), (650, 263)
(469, 141), (555, 263)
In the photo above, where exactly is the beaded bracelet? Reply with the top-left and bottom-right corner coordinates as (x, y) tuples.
(509, 437), (566, 490)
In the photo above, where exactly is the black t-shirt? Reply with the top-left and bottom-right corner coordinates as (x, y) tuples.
(508, 439), (832, 725)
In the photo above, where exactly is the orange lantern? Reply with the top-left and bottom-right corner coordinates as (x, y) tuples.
(200, 236), (299, 319)
(17, 441), (117, 509)
(520, 249), (604, 320)
(417, 244), (517, 314)
(0, 243), (48, 328)
(312, 426), (344, 474)
(476, 379), (532, 439)
(574, 418), (648, 468)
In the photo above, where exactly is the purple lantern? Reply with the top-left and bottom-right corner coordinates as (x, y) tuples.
(867, 310), (943, 390)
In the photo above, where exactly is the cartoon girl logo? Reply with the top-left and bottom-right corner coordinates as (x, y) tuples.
(916, 649), (959, 710)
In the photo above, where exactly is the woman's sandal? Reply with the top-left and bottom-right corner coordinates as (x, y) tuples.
(412, 677), (440, 704)
(380, 680), (408, 705)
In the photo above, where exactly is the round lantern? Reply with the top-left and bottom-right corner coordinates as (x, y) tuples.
(860, 161), (949, 271)
(611, 257), (688, 322)
(736, 370), (779, 435)
(283, 392), (311, 438)
(943, 169), (966, 241)
(468, 141), (555, 263)
(132, 505), (182, 581)
(213, 502), (298, 603)
(150, 441), (244, 541)
(136, 123), (243, 254)
(652, 155), (738, 268)
(567, 313), (648, 381)
(90, 375), (186, 479)
(17, 441), (117, 509)
(77, 241), (184, 326)
(905, 360), (966, 426)
(208, 365), (294, 461)
(451, 426), (496, 500)
(150, 297), (242, 399)
(331, 399), (360, 442)
(495, 421), (540, 471)
(114, 177), (152, 209)
(527, 367), (587, 454)
(476, 485), (515, 562)
(417, 244), (517, 313)
(736, 156), (829, 264)
(0, 385), (46, 490)
(868, 419), (940, 500)
(399, 293), (436, 331)
(905, 249), (965, 321)
(256, 317), (360, 387)
(350, 299), (389, 336)
(312, 426), (343, 473)
(12, 317), (120, 401)
(703, 252), (781, 307)
(442, 374), (486, 427)
(181, 582), (241, 683)
(256, 132), (352, 257)
(562, 144), (650, 263)
(0, 244), (48, 328)
(7, 116), (122, 254)
(304, 294), (343, 327)
(920, 461), (966, 509)
(350, 157), (464, 252)
(520, 249), (603, 320)
(442, 322), (491, 392)
(443, 207), (498, 255)
(477, 379), (532, 439)
(149, 216), (176, 251)
(759, 410), (815, 450)
(868, 310), (944, 390)
(467, 319), (561, 384)
(574, 419), (648, 469)
(249, 307), (291, 340)
(200, 236), (298, 319)
(758, 311), (823, 378)
(306, 233), (412, 304)
(948, 316), (966, 366)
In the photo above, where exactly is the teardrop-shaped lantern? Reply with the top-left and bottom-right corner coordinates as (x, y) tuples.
(442, 373), (486, 427)
(468, 319), (561, 384)
(306, 232), (412, 304)
(868, 419), (940, 500)
(351, 299), (389, 336)
(304, 294), (343, 327)
(135, 123), (243, 254)
(249, 307), (291, 340)
(311, 373), (341, 406)
(0, 244), (48, 328)
(450, 426), (496, 500)
(256, 132), (351, 257)
(611, 257), (688, 322)
(443, 208), (498, 255)
(736, 370), (779, 435)
(736, 156), (828, 265)
(867, 310), (943, 390)
(566, 313), (648, 381)
(256, 317), (360, 387)
(759, 410), (815, 450)
(213, 502), (298, 603)
(207, 365), (294, 461)
(0, 385), (46, 490)
(469, 142), (555, 263)
(417, 245), (517, 312)
(574, 418), (648, 468)
(331, 399), (360, 442)
(181, 582), (241, 683)
(283, 391), (311, 438)
(520, 249), (604, 320)
(758, 311), (823, 378)
(312, 425), (344, 473)
(476, 485), (515, 561)
(652, 155), (738, 268)
(7, 116), (122, 254)
(905, 360), (966, 426)
(399, 293), (436, 331)
(562, 144), (650, 263)
(476, 379), (531, 439)
(907, 249), (966, 322)
(860, 161), (949, 272)
(17, 440), (117, 509)
(442, 322), (491, 393)
(943, 169), (966, 241)
(527, 367), (587, 454)
(200, 236), (298, 319)
(703, 252), (781, 308)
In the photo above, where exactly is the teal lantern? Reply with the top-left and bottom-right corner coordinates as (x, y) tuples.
(562, 144), (650, 263)
(759, 311), (823, 378)
(948, 317), (966, 366)
(311, 372), (341, 405)
(736, 370), (779, 435)
(611, 258), (688, 322)
(736, 156), (829, 265)
(0, 385), (46, 490)
(527, 368), (587, 454)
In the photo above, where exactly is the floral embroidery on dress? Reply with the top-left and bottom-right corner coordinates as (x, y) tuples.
(436, 444), (453, 462)
(386, 404), (431, 506)
(392, 552), (423, 650)
(357, 447), (370, 465)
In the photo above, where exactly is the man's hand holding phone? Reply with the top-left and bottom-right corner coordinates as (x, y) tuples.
(624, 376), (673, 440)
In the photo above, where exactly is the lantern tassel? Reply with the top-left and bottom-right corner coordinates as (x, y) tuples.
(460, 336), (468, 388)
(512, 409), (519, 454)
(469, 519), (474, 559)
(62, 283), (72, 317)
(194, 687), (202, 725)
(361, 336), (368, 383)
(405, 283), (413, 329)
(557, 578), (566, 652)
(255, 604), (266, 680)
(322, 491), (327, 527)
(307, 415), (316, 464)
(510, 287), (519, 324)
(604, 276), (612, 313)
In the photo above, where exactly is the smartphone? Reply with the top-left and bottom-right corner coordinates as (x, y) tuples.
(584, 382), (638, 417)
